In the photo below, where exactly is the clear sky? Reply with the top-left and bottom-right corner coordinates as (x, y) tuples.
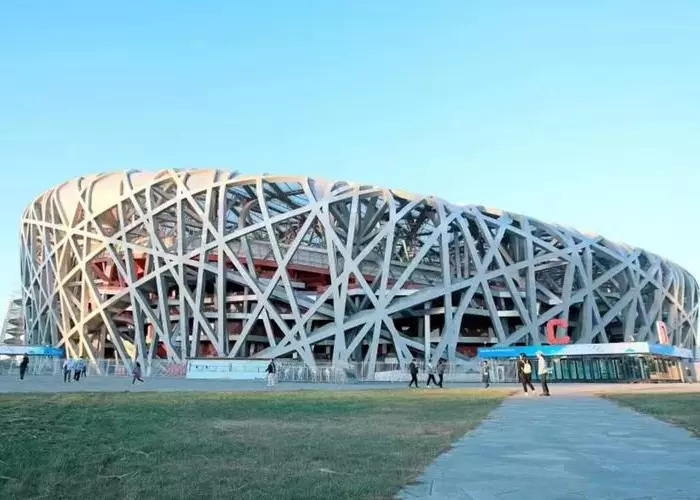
(0, 1), (699, 324)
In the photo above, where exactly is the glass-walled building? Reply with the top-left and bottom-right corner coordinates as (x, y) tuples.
(479, 342), (693, 383)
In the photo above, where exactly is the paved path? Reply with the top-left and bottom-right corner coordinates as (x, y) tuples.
(1, 376), (699, 396)
(399, 395), (700, 500)
(0, 375), (504, 394)
(1, 375), (698, 395)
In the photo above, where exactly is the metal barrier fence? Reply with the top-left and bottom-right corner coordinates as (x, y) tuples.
(267, 360), (500, 384)
(0, 358), (187, 378)
(349, 360), (484, 383)
(0, 357), (62, 377)
(0, 356), (518, 384)
(272, 359), (519, 384)
(274, 361), (349, 384)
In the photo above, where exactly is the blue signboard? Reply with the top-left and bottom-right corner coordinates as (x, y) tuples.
(0, 345), (65, 357)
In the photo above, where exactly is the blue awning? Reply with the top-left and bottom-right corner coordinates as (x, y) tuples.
(0, 344), (65, 357)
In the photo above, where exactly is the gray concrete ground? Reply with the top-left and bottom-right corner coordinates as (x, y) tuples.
(399, 394), (700, 500)
(0, 375), (508, 393)
(1, 374), (699, 395)
(0, 375), (387, 393)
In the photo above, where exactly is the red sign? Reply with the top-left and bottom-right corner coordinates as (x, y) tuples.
(546, 318), (570, 345)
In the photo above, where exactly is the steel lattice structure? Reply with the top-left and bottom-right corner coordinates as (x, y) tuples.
(20, 169), (699, 372)
(0, 293), (24, 346)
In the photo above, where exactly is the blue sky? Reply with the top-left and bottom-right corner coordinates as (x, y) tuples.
(1, 1), (699, 324)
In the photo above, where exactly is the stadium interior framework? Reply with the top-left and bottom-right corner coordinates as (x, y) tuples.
(18, 169), (700, 376)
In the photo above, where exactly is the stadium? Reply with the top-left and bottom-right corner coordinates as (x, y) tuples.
(18, 169), (699, 379)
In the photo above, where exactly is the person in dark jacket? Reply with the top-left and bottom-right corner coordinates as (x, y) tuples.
(19, 354), (29, 380)
(265, 359), (276, 387)
(73, 359), (82, 382)
(426, 361), (438, 387)
(62, 358), (72, 383)
(536, 351), (551, 396)
(481, 360), (491, 388)
(517, 353), (535, 395)
(408, 360), (419, 388)
(132, 362), (145, 384)
(436, 359), (446, 388)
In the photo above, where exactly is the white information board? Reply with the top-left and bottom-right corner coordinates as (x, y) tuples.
(186, 359), (270, 380)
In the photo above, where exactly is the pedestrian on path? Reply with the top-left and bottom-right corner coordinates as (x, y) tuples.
(481, 360), (491, 388)
(517, 353), (535, 395)
(536, 352), (551, 396)
(132, 362), (145, 384)
(73, 359), (82, 382)
(62, 358), (72, 383)
(426, 361), (438, 387)
(436, 359), (445, 388)
(19, 354), (29, 380)
(265, 359), (276, 387)
(408, 359), (419, 388)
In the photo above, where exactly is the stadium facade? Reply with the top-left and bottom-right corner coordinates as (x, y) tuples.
(19, 169), (699, 374)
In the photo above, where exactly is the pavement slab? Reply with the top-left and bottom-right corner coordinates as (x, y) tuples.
(398, 395), (700, 500)
(1, 375), (699, 395)
(0, 376), (506, 393)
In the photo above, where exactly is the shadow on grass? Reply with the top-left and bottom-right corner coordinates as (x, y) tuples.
(0, 388), (508, 500)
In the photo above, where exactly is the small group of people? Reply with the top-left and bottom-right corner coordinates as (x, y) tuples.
(407, 353), (552, 395)
(517, 351), (551, 396)
(408, 359), (446, 388)
(62, 358), (88, 382)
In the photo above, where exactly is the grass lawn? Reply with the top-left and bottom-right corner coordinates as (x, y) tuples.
(604, 393), (700, 437)
(0, 388), (507, 500)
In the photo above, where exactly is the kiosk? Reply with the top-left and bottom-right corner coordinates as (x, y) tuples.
(478, 342), (693, 383)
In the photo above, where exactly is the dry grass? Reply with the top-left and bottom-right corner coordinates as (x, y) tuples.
(0, 388), (507, 500)
(604, 392), (700, 437)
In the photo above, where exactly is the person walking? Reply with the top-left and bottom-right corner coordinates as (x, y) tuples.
(19, 354), (29, 380)
(481, 360), (491, 388)
(132, 362), (145, 384)
(73, 359), (82, 382)
(408, 359), (419, 388)
(436, 359), (446, 388)
(81, 359), (87, 379)
(62, 358), (72, 383)
(426, 361), (438, 387)
(536, 352), (551, 396)
(517, 353), (535, 395)
(265, 359), (276, 387)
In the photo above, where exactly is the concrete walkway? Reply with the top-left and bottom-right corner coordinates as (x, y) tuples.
(2, 375), (699, 395)
(399, 395), (700, 500)
(0, 375), (509, 394)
